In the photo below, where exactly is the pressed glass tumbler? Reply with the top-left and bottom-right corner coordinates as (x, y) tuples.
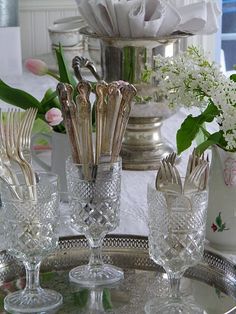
(66, 158), (123, 287)
(1, 172), (63, 313)
(146, 185), (208, 313)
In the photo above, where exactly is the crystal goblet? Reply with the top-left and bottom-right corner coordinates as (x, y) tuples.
(145, 185), (208, 313)
(66, 158), (123, 287)
(1, 172), (63, 313)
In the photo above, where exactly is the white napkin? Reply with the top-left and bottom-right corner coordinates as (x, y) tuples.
(177, 1), (208, 34)
(115, 0), (136, 37)
(76, 0), (103, 35)
(157, 1), (181, 36)
(129, 0), (165, 37)
(75, 0), (221, 38)
(199, 1), (222, 35)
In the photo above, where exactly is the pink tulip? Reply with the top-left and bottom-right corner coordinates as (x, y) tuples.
(25, 58), (48, 76)
(45, 108), (63, 126)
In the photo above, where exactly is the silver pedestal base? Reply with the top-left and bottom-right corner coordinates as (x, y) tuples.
(121, 117), (176, 170)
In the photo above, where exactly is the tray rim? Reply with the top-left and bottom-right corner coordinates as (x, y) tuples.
(59, 233), (236, 269)
(0, 234), (236, 314)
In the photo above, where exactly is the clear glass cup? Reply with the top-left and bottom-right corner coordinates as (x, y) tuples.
(1, 172), (63, 313)
(66, 157), (123, 287)
(145, 185), (208, 314)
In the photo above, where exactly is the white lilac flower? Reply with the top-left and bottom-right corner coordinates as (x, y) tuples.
(211, 79), (236, 150)
(154, 46), (224, 109)
(154, 46), (236, 150)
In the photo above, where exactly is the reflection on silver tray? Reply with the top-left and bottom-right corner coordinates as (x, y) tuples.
(0, 235), (236, 313)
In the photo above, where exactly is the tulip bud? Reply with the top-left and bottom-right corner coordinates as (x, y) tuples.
(45, 108), (63, 126)
(25, 58), (48, 76)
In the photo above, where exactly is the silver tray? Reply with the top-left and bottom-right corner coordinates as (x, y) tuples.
(0, 234), (236, 314)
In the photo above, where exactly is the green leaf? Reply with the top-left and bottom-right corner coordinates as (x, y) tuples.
(55, 44), (77, 87)
(40, 88), (61, 112)
(200, 101), (219, 123)
(0, 79), (41, 111)
(215, 212), (222, 228)
(176, 102), (220, 155)
(196, 131), (227, 155)
(195, 124), (208, 147)
(41, 272), (56, 283)
(103, 288), (113, 310)
(219, 223), (227, 232)
(0, 294), (4, 309)
(41, 88), (57, 105)
(72, 289), (89, 308)
(32, 118), (51, 135)
(230, 73), (236, 82)
(176, 115), (201, 154)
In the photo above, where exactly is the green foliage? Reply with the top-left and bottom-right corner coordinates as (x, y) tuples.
(103, 288), (113, 310)
(0, 45), (77, 133)
(55, 44), (77, 87)
(123, 46), (136, 83)
(0, 79), (41, 111)
(72, 289), (89, 308)
(176, 101), (220, 154)
(230, 73), (236, 82)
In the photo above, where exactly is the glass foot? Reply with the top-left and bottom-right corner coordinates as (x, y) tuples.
(144, 297), (203, 314)
(4, 288), (63, 313)
(69, 264), (124, 287)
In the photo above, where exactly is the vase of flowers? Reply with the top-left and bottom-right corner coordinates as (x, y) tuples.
(154, 46), (236, 251)
(0, 46), (76, 196)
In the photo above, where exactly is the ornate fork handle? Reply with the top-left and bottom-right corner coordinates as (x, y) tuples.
(72, 56), (101, 82)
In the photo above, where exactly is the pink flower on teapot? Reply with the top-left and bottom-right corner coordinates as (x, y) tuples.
(224, 157), (236, 186)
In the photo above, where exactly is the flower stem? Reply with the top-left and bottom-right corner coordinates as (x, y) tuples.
(47, 71), (61, 81)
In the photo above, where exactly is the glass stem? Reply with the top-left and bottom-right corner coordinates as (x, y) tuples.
(167, 272), (183, 299)
(88, 238), (104, 268)
(23, 260), (41, 292)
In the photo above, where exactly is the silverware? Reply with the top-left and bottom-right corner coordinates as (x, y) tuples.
(73, 56), (102, 81)
(5, 110), (32, 186)
(57, 82), (82, 164)
(100, 82), (121, 160)
(18, 108), (37, 165)
(155, 150), (209, 196)
(0, 109), (38, 200)
(0, 109), (19, 186)
(164, 152), (177, 166)
(95, 82), (108, 164)
(156, 160), (182, 194)
(111, 83), (137, 162)
(184, 161), (209, 194)
(73, 56), (94, 176)
(76, 81), (94, 167)
(183, 150), (209, 194)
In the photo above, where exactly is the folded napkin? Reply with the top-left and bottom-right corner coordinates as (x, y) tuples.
(76, 0), (221, 38)
(177, 1), (221, 35)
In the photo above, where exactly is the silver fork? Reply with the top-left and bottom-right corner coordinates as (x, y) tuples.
(17, 109), (37, 187)
(164, 152), (177, 166)
(18, 108), (37, 164)
(0, 109), (19, 185)
(184, 162), (209, 194)
(156, 160), (182, 194)
(5, 109), (37, 199)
